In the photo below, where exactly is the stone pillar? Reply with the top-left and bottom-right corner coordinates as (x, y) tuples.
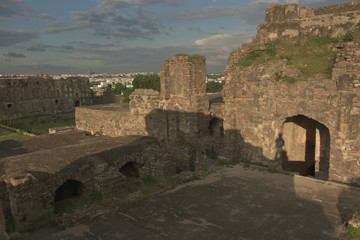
(5, 174), (52, 225)
(160, 54), (209, 113)
(159, 54), (210, 139)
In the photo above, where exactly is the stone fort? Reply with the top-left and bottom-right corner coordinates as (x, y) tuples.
(0, 75), (92, 122)
(0, 0), (360, 236)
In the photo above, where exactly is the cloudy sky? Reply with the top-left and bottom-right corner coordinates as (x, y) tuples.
(0, 0), (353, 75)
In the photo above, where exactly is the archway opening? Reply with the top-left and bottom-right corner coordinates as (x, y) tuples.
(208, 117), (224, 137)
(54, 179), (84, 203)
(119, 162), (143, 193)
(74, 100), (80, 107)
(279, 115), (330, 180)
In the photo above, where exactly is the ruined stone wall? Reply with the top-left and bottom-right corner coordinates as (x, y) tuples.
(0, 75), (92, 121)
(331, 42), (360, 184)
(76, 89), (162, 137)
(75, 105), (145, 137)
(160, 55), (209, 113)
(255, 1), (360, 44)
(0, 133), (179, 226)
(77, 54), (212, 140)
(159, 55), (210, 139)
(223, 40), (360, 183)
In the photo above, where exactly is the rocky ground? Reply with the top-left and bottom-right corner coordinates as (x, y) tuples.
(24, 164), (360, 240)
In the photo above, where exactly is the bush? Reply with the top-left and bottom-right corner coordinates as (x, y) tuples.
(206, 81), (224, 93)
(132, 74), (160, 91)
(113, 82), (126, 95)
(122, 88), (135, 103)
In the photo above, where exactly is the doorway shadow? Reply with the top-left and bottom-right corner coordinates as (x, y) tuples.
(280, 115), (330, 180)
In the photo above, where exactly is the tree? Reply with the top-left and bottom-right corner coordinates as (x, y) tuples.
(113, 82), (126, 95)
(132, 74), (160, 91)
(122, 88), (135, 103)
(206, 81), (224, 93)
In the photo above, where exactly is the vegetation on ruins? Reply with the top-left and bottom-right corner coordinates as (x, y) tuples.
(174, 53), (205, 64)
(0, 118), (75, 140)
(346, 212), (360, 239)
(0, 127), (27, 141)
(275, 71), (299, 83)
(348, 224), (360, 238)
(237, 28), (360, 80)
(206, 81), (224, 93)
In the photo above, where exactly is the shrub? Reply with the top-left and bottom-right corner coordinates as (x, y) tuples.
(206, 81), (224, 93)
(348, 225), (360, 237)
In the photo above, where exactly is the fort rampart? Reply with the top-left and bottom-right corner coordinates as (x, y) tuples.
(0, 75), (92, 121)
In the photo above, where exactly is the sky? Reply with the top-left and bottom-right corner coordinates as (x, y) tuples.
(0, 0), (354, 75)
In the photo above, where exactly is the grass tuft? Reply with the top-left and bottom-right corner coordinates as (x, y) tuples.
(236, 32), (349, 79)
(348, 224), (360, 237)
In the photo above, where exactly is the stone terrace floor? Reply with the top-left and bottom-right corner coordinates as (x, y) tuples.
(27, 164), (360, 240)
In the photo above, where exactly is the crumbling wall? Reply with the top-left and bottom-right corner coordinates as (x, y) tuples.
(331, 42), (360, 184)
(159, 55), (210, 139)
(255, 1), (360, 43)
(0, 134), (178, 226)
(0, 75), (92, 121)
(76, 89), (162, 137)
(76, 54), (212, 140)
(224, 34), (360, 184)
(160, 55), (209, 113)
(75, 105), (146, 137)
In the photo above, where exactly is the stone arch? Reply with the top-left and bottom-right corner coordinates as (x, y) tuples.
(119, 162), (144, 193)
(278, 115), (330, 180)
(208, 117), (224, 137)
(119, 162), (143, 178)
(54, 179), (85, 203)
(74, 100), (80, 107)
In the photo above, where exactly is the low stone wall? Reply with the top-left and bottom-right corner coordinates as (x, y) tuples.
(76, 105), (146, 137)
(0, 132), (181, 227)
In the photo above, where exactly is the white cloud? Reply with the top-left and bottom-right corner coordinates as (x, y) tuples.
(195, 34), (233, 46)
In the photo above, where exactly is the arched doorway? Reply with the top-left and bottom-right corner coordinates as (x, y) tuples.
(279, 115), (330, 180)
(54, 179), (85, 213)
(54, 179), (84, 203)
(208, 117), (224, 137)
(74, 100), (80, 107)
(119, 162), (143, 193)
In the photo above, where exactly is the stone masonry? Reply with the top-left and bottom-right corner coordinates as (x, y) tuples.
(76, 55), (212, 140)
(255, 1), (360, 44)
(77, 1), (360, 185)
(1, 0), (360, 236)
(0, 75), (92, 121)
(0, 132), (179, 228)
(223, 2), (360, 184)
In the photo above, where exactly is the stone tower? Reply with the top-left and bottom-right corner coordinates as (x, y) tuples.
(160, 54), (209, 113)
